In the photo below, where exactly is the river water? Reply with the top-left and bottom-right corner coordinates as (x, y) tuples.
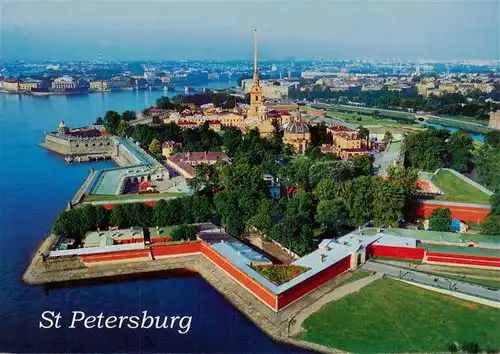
(0, 82), (304, 353)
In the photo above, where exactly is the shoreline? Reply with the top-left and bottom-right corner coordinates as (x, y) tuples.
(23, 233), (349, 354)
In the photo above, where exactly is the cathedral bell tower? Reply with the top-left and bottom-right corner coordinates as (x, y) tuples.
(248, 28), (265, 120)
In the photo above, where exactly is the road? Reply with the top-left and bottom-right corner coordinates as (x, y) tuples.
(362, 261), (500, 303)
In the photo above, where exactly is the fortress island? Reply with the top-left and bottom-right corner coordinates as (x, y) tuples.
(26, 29), (500, 354)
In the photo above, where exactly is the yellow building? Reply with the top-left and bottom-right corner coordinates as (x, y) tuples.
(416, 80), (435, 96)
(90, 81), (107, 91)
(489, 110), (500, 130)
(283, 120), (310, 154)
(322, 125), (370, 159)
(2, 80), (20, 91)
(19, 81), (40, 91)
(438, 84), (458, 93)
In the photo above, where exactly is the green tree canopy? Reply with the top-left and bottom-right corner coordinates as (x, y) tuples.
(429, 208), (452, 232)
(447, 131), (474, 172)
(103, 110), (122, 135)
(316, 199), (349, 234)
(148, 138), (162, 155)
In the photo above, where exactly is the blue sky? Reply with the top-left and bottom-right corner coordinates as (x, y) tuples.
(2, 0), (499, 61)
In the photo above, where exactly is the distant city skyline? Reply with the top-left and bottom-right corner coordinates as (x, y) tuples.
(2, 0), (499, 62)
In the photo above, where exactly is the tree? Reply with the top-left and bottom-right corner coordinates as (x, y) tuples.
(313, 178), (338, 201)
(94, 117), (104, 125)
(403, 128), (450, 171)
(352, 154), (373, 177)
(341, 176), (374, 226)
(148, 138), (162, 155)
(475, 145), (500, 190)
(278, 158), (313, 189)
(172, 224), (197, 241)
(485, 130), (500, 148)
(429, 208), (452, 232)
(357, 126), (369, 142)
(490, 190), (500, 215)
(386, 165), (419, 199)
(461, 342), (480, 354)
(247, 199), (281, 236)
(383, 131), (393, 144)
(218, 159), (266, 193)
(122, 110), (136, 122)
(80, 205), (97, 232)
(316, 199), (348, 234)
(95, 205), (109, 229)
(109, 205), (127, 228)
(103, 110), (121, 135)
(372, 178), (406, 227)
(480, 215), (500, 235)
(153, 199), (168, 226)
(117, 120), (128, 138)
(447, 131), (474, 172)
(309, 160), (355, 188)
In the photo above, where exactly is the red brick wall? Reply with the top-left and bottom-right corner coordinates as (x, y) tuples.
(367, 244), (425, 260)
(80, 249), (150, 263)
(277, 256), (351, 310)
(426, 252), (500, 268)
(414, 201), (490, 223)
(150, 242), (202, 257)
(200, 243), (277, 310)
(99, 200), (159, 210)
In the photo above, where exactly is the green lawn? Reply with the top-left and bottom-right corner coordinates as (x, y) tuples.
(83, 192), (187, 202)
(301, 278), (500, 353)
(432, 170), (491, 204)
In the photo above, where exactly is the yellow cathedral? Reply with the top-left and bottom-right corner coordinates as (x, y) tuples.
(245, 28), (310, 153)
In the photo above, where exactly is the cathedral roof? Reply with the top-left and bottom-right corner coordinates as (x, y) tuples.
(284, 120), (309, 134)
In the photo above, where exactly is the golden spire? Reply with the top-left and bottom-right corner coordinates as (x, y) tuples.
(253, 27), (259, 83)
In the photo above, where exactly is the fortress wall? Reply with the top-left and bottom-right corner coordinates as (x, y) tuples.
(414, 201), (491, 223)
(150, 242), (202, 258)
(79, 249), (150, 263)
(44, 134), (115, 156)
(201, 243), (278, 311)
(367, 244), (426, 260)
(115, 144), (139, 166)
(277, 255), (351, 310)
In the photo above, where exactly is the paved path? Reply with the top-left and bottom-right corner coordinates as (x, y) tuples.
(362, 261), (500, 302)
(288, 273), (382, 337)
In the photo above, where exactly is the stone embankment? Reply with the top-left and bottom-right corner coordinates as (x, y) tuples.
(24, 234), (355, 353)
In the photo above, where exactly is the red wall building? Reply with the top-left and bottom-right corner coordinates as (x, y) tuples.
(414, 200), (491, 223)
(367, 244), (426, 260)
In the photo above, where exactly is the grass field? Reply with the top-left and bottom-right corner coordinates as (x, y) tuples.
(84, 192), (187, 202)
(301, 278), (500, 353)
(432, 170), (491, 204)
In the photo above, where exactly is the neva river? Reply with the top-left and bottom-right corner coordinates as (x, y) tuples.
(0, 82), (304, 353)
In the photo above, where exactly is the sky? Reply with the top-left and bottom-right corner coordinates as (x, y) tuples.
(1, 0), (499, 61)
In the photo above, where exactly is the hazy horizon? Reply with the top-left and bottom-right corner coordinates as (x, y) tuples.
(2, 0), (499, 62)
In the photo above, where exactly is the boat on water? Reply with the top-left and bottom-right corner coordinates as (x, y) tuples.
(31, 89), (51, 97)
(64, 156), (73, 163)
